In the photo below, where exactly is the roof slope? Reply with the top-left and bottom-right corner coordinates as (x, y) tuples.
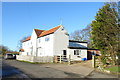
(23, 25), (61, 42)
(68, 41), (87, 49)
(34, 29), (44, 36)
(39, 25), (61, 37)
(23, 36), (31, 42)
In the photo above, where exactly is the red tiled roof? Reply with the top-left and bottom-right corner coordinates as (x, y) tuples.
(39, 25), (61, 37)
(23, 36), (31, 42)
(19, 48), (24, 52)
(23, 25), (61, 42)
(34, 29), (44, 36)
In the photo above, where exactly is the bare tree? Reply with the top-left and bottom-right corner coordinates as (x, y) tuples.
(70, 24), (91, 44)
(17, 36), (30, 50)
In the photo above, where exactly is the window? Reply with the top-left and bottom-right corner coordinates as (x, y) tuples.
(62, 28), (64, 31)
(74, 50), (81, 55)
(45, 37), (50, 41)
(27, 52), (29, 55)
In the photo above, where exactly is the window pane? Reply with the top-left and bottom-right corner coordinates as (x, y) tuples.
(45, 37), (50, 41)
(74, 50), (81, 55)
(74, 50), (76, 55)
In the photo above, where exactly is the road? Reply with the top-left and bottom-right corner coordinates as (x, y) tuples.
(1, 58), (30, 79)
(2, 59), (85, 78)
(1, 59), (119, 79)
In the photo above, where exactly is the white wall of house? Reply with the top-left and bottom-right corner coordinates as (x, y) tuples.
(68, 49), (87, 61)
(19, 25), (88, 62)
(21, 29), (37, 56)
(31, 29), (37, 56)
(53, 26), (69, 56)
(22, 40), (32, 56)
(37, 34), (54, 56)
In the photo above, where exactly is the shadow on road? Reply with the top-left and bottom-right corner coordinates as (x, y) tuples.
(2, 59), (30, 78)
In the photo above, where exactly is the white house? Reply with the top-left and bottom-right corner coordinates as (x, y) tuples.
(17, 25), (88, 62)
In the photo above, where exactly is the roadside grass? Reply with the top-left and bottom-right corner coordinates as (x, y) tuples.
(105, 66), (120, 73)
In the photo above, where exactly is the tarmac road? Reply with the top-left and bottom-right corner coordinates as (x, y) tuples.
(1, 58), (30, 79)
(1, 59), (119, 79)
(2, 59), (85, 78)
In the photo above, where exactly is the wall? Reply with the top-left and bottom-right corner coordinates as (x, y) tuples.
(22, 29), (37, 56)
(31, 29), (37, 56)
(37, 34), (54, 56)
(53, 26), (69, 56)
(22, 40), (33, 56)
(68, 49), (87, 61)
(16, 55), (34, 62)
(16, 55), (53, 63)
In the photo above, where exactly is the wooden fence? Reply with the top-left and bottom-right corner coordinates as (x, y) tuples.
(54, 55), (68, 63)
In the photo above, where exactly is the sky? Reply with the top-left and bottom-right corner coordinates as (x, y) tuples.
(2, 2), (105, 51)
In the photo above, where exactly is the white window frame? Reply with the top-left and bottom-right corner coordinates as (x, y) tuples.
(74, 50), (81, 55)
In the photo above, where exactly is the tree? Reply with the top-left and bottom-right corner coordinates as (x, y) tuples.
(70, 24), (92, 47)
(17, 36), (30, 50)
(0, 45), (9, 55)
(90, 3), (120, 65)
(70, 30), (82, 41)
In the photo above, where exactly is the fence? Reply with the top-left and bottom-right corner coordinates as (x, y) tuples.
(54, 55), (68, 63)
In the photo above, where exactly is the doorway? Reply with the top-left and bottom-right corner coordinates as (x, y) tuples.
(63, 50), (67, 55)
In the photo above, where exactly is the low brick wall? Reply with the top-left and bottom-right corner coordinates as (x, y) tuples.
(16, 55), (53, 63)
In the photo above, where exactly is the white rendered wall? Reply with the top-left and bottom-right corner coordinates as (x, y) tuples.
(68, 49), (87, 61)
(30, 29), (37, 56)
(22, 40), (33, 56)
(53, 26), (69, 56)
(37, 34), (54, 56)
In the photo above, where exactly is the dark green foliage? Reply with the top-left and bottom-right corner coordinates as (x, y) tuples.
(91, 3), (120, 66)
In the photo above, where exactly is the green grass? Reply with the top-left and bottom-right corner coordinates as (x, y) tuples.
(106, 66), (120, 72)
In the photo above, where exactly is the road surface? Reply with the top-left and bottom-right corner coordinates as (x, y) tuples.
(1, 59), (119, 79)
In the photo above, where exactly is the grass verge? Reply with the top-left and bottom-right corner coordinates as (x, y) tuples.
(105, 66), (120, 73)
